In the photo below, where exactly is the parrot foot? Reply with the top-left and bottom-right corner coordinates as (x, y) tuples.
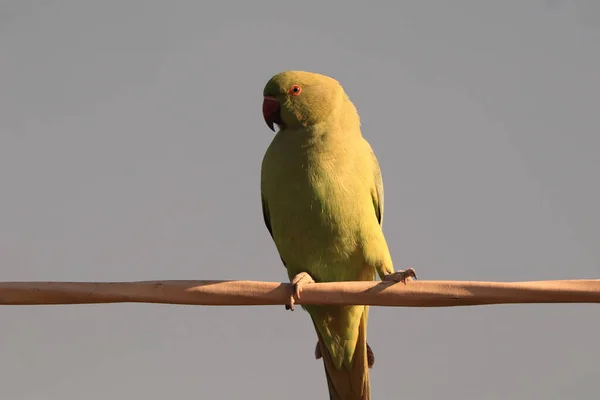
(285, 272), (315, 311)
(315, 342), (376, 369)
(383, 268), (417, 284)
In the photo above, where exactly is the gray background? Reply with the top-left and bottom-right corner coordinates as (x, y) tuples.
(1, 1), (599, 399)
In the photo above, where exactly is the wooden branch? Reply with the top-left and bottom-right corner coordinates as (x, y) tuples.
(0, 279), (599, 307)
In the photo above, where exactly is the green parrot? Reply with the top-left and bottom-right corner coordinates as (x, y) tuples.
(260, 70), (416, 400)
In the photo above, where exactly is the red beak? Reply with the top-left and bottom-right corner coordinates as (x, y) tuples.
(262, 96), (281, 132)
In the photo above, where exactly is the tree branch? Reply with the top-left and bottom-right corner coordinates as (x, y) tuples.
(0, 279), (599, 307)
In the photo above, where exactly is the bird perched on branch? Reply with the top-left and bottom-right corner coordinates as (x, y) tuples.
(260, 70), (416, 400)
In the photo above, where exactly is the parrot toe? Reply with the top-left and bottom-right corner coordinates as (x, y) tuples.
(315, 341), (375, 368)
(366, 342), (375, 368)
(383, 268), (417, 284)
(286, 272), (316, 311)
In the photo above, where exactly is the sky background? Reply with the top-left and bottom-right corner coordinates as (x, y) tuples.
(1, 1), (599, 399)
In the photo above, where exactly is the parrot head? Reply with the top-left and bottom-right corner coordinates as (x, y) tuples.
(262, 70), (346, 132)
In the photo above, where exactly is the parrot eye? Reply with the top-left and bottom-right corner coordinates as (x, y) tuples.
(289, 84), (302, 96)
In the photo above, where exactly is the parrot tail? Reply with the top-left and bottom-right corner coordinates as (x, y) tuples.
(315, 308), (371, 400)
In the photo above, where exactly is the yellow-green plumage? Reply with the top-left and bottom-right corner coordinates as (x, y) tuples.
(260, 71), (395, 399)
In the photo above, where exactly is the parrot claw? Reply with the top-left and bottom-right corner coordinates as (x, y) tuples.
(285, 272), (315, 311)
(315, 341), (375, 368)
(383, 268), (417, 284)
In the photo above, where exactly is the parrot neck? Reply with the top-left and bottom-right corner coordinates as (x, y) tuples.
(276, 94), (362, 151)
(308, 96), (361, 138)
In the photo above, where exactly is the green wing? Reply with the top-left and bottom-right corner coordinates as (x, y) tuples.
(261, 195), (287, 268)
(371, 150), (384, 227)
(261, 195), (274, 239)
